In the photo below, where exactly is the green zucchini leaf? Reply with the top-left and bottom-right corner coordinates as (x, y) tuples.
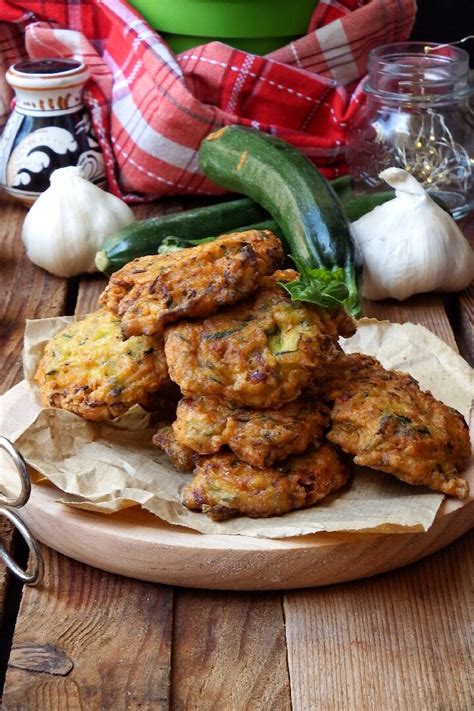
(279, 258), (351, 310)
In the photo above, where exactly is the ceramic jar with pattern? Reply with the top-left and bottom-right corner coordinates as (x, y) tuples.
(0, 58), (106, 204)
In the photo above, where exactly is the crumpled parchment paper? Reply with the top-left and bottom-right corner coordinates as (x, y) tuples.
(2, 316), (472, 539)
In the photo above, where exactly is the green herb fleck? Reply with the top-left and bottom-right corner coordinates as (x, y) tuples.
(205, 327), (243, 340)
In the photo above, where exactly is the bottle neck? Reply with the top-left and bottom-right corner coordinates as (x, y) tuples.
(6, 59), (88, 116)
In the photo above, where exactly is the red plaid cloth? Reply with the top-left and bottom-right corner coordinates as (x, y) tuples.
(0, 0), (415, 201)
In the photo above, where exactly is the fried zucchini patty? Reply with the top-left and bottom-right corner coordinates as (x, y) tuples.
(100, 230), (283, 338)
(173, 396), (330, 468)
(35, 310), (168, 421)
(152, 425), (197, 472)
(182, 444), (351, 520)
(165, 271), (355, 409)
(324, 354), (471, 498)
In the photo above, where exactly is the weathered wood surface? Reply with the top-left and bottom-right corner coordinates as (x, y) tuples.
(0, 521), (13, 622)
(0, 519), (16, 695)
(364, 293), (459, 351)
(458, 285), (473, 364)
(171, 591), (291, 711)
(284, 529), (473, 711)
(2, 546), (174, 710)
(0, 195), (68, 394)
(0, 196), (472, 709)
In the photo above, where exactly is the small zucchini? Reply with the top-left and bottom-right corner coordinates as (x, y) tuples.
(95, 198), (269, 275)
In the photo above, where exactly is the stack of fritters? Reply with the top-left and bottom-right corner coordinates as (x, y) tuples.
(35, 229), (471, 521)
(158, 268), (355, 519)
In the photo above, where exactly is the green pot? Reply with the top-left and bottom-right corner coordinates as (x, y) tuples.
(129, 0), (317, 55)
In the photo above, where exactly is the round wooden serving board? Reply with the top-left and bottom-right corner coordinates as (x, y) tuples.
(1, 382), (473, 590)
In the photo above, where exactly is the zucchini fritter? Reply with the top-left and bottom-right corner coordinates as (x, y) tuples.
(165, 270), (356, 409)
(324, 354), (471, 498)
(182, 444), (351, 520)
(100, 230), (283, 338)
(152, 425), (196, 472)
(35, 310), (168, 421)
(173, 396), (330, 468)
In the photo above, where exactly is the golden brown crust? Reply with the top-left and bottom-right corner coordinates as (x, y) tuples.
(152, 425), (196, 472)
(99, 230), (283, 338)
(172, 396), (330, 468)
(323, 354), (471, 498)
(35, 310), (168, 421)
(182, 444), (351, 520)
(165, 271), (355, 409)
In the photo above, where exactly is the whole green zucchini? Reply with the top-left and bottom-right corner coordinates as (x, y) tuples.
(199, 126), (363, 316)
(95, 197), (269, 275)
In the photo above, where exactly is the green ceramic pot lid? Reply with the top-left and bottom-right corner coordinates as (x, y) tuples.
(130, 0), (317, 38)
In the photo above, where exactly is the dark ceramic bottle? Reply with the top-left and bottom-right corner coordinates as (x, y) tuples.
(0, 58), (106, 203)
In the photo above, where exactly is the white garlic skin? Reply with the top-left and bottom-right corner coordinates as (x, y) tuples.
(352, 168), (474, 301)
(22, 167), (135, 278)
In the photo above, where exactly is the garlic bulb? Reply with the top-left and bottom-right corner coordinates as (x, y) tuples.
(22, 167), (135, 277)
(351, 168), (474, 301)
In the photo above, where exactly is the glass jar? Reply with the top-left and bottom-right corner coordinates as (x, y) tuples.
(346, 42), (474, 217)
(0, 58), (106, 204)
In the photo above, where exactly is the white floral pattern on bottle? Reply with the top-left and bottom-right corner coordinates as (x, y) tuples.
(0, 58), (106, 203)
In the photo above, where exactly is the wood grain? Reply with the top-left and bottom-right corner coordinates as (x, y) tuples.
(0, 519), (18, 698)
(451, 214), (473, 364)
(458, 285), (473, 364)
(2, 546), (174, 710)
(284, 529), (473, 711)
(0, 520), (14, 625)
(171, 590), (291, 711)
(364, 293), (459, 351)
(0, 195), (68, 394)
(74, 273), (107, 316)
(8, 644), (74, 676)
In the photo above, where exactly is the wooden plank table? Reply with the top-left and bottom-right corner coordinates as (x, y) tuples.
(0, 194), (472, 710)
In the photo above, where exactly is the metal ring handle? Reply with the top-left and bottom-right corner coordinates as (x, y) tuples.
(0, 506), (44, 585)
(0, 436), (43, 585)
(0, 436), (31, 508)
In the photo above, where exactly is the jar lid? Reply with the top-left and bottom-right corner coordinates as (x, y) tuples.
(6, 58), (89, 90)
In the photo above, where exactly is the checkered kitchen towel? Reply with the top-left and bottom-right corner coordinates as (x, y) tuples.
(0, 0), (415, 201)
